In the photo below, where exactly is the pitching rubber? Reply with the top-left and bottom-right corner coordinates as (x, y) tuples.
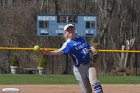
(2, 88), (20, 92)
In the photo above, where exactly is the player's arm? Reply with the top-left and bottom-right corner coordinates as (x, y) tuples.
(42, 41), (69, 56)
(42, 49), (64, 55)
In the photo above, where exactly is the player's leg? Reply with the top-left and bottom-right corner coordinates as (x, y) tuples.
(73, 66), (92, 93)
(88, 67), (103, 93)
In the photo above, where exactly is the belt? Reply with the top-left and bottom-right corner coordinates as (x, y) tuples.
(82, 62), (89, 65)
(75, 62), (90, 67)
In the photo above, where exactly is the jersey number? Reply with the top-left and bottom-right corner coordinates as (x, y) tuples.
(82, 48), (88, 55)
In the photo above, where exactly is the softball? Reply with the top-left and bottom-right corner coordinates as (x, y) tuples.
(33, 45), (40, 51)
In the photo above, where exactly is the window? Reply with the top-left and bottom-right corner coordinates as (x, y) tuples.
(39, 21), (49, 28)
(73, 16), (78, 23)
(39, 21), (43, 28)
(86, 22), (90, 28)
(68, 16), (73, 23)
(68, 16), (78, 23)
(57, 16), (66, 23)
(91, 22), (95, 29)
(86, 21), (95, 29)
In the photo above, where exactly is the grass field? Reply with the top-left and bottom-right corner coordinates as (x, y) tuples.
(0, 74), (140, 85)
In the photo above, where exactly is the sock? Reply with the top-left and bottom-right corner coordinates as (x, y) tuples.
(93, 82), (103, 93)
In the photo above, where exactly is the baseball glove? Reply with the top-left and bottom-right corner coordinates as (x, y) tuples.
(91, 51), (100, 63)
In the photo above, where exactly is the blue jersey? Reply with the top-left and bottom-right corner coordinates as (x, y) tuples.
(59, 37), (92, 67)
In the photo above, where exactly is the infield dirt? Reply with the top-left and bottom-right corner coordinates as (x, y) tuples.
(0, 84), (140, 93)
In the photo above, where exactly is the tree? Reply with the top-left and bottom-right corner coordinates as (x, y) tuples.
(97, 0), (140, 75)
(0, 0), (140, 75)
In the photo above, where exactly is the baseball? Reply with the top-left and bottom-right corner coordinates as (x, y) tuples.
(33, 45), (40, 51)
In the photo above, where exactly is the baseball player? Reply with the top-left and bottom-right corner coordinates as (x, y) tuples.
(42, 24), (103, 93)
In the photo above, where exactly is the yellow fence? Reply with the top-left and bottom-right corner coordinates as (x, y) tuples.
(0, 47), (140, 53)
(0, 47), (58, 51)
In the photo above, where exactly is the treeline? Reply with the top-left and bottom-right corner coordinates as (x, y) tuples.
(0, 0), (140, 75)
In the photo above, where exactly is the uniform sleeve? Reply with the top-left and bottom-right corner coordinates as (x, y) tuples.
(58, 42), (71, 54)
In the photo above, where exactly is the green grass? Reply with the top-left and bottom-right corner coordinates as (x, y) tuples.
(101, 75), (140, 84)
(0, 74), (77, 85)
(0, 74), (140, 85)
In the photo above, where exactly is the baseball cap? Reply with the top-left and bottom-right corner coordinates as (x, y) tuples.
(64, 24), (74, 31)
